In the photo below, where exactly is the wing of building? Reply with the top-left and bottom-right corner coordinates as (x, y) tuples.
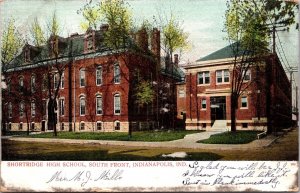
(2, 26), (183, 132)
(178, 43), (292, 132)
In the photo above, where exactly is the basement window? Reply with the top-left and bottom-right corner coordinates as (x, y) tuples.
(242, 123), (248, 128)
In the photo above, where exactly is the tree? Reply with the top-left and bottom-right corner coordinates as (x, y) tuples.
(1, 18), (24, 134)
(135, 80), (155, 123)
(1, 18), (23, 75)
(154, 12), (190, 130)
(78, 0), (102, 30)
(29, 11), (66, 136)
(224, 0), (297, 133)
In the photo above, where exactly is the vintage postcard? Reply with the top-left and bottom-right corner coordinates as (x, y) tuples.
(0, 0), (299, 192)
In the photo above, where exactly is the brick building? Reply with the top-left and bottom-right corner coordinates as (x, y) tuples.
(181, 44), (292, 131)
(2, 26), (181, 132)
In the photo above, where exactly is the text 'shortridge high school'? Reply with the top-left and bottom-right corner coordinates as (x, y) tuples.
(2, 26), (292, 132)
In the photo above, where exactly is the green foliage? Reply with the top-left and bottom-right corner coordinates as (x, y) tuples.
(78, 1), (102, 30)
(30, 17), (46, 46)
(1, 18), (23, 66)
(198, 131), (261, 144)
(100, 0), (133, 50)
(161, 14), (190, 55)
(135, 80), (155, 107)
(225, 0), (297, 55)
(49, 11), (60, 36)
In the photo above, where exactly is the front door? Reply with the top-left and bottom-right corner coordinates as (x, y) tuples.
(41, 121), (46, 131)
(210, 96), (226, 123)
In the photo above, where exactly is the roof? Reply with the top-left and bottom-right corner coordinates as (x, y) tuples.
(5, 29), (128, 71)
(196, 42), (247, 62)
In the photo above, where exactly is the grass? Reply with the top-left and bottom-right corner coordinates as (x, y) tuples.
(198, 130), (261, 144)
(2, 131), (29, 136)
(20, 130), (201, 142)
(2, 139), (222, 161)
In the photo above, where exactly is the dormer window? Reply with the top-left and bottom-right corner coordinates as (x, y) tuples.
(24, 48), (30, 62)
(85, 29), (95, 52)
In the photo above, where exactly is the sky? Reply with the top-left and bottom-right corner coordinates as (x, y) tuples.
(0, 0), (299, 106)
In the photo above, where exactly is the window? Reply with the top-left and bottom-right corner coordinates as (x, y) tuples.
(61, 72), (64, 88)
(96, 67), (102, 85)
(80, 122), (85, 130)
(241, 96), (248, 108)
(201, 99), (207, 109)
(96, 95), (102, 115)
(114, 63), (120, 83)
(19, 77), (24, 92)
(178, 90), (185, 98)
(114, 94), (121, 115)
(61, 123), (64, 130)
(19, 102), (25, 117)
(7, 79), (11, 93)
(197, 71), (210, 84)
(80, 69), (85, 87)
(31, 122), (35, 130)
(242, 123), (248, 128)
(96, 121), (102, 130)
(216, 69), (230, 83)
(59, 98), (65, 116)
(53, 73), (58, 89)
(31, 75), (36, 93)
(42, 100), (47, 116)
(8, 122), (12, 130)
(114, 121), (120, 130)
(243, 69), (251, 81)
(8, 102), (12, 118)
(25, 49), (30, 62)
(19, 122), (23, 130)
(86, 36), (94, 51)
(42, 74), (47, 91)
(80, 97), (86, 115)
(31, 101), (36, 117)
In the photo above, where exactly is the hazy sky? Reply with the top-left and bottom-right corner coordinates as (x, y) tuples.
(1, 0), (299, 104)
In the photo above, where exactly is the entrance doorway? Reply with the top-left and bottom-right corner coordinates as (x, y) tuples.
(210, 96), (226, 124)
(41, 121), (46, 131)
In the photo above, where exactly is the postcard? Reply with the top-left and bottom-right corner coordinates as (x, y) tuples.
(1, 0), (299, 192)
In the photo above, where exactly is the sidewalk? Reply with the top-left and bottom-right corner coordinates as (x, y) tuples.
(6, 130), (280, 150)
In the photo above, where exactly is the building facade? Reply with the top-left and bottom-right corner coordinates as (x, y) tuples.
(2, 26), (181, 132)
(182, 44), (292, 131)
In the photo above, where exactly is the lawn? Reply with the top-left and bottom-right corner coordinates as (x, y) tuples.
(20, 130), (201, 142)
(198, 130), (261, 144)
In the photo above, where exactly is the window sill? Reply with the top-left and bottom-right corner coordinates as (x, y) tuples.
(216, 82), (230, 85)
(197, 84), (210, 86)
(201, 109), (207, 111)
(240, 107), (248, 110)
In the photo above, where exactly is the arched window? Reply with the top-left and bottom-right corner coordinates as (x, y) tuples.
(31, 75), (36, 93)
(114, 63), (120, 83)
(80, 121), (85, 130)
(80, 97), (86, 115)
(80, 69), (86, 87)
(96, 95), (102, 115)
(8, 102), (12, 118)
(96, 66), (102, 86)
(114, 120), (120, 130)
(114, 93), (121, 115)
(19, 102), (25, 117)
(42, 74), (47, 91)
(31, 100), (36, 117)
(19, 76), (24, 92)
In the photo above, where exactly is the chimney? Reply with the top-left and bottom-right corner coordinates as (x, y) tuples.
(174, 54), (179, 67)
(100, 24), (109, 31)
(137, 28), (148, 51)
(151, 28), (161, 71)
